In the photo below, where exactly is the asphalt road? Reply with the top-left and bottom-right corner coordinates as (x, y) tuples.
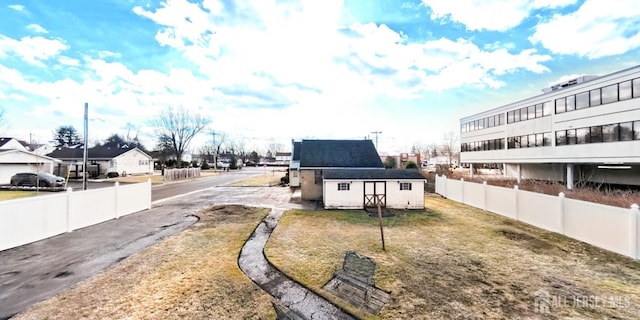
(0, 166), (291, 320)
(151, 167), (280, 202)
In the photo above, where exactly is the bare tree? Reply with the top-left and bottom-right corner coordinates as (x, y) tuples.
(439, 131), (460, 166)
(266, 141), (285, 158)
(149, 106), (211, 168)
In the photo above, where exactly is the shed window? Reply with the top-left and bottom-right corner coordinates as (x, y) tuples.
(338, 182), (350, 191)
(314, 170), (322, 184)
(400, 182), (412, 191)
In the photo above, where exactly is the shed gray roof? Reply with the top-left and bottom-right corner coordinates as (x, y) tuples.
(323, 169), (425, 180)
(299, 139), (383, 168)
(292, 141), (302, 161)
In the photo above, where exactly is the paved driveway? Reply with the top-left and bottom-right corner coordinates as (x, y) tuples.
(0, 184), (307, 320)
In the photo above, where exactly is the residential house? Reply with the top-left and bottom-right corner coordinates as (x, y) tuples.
(275, 152), (292, 165)
(0, 149), (61, 184)
(298, 139), (384, 201)
(322, 169), (426, 209)
(48, 145), (153, 178)
(0, 137), (28, 151)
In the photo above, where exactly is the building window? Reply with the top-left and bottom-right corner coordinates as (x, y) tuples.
(566, 95), (576, 112)
(566, 129), (577, 145)
(555, 98), (566, 114)
(314, 170), (322, 184)
(603, 124), (619, 142)
(590, 126), (603, 143)
(633, 78), (640, 98)
(576, 92), (589, 109)
(620, 122), (633, 141)
(590, 88), (601, 106)
(400, 182), (412, 191)
(338, 182), (350, 191)
(619, 80), (632, 101)
(543, 132), (552, 146)
(556, 119), (640, 146)
(556, 131), (566, 146)
(601, 84), (618, 104)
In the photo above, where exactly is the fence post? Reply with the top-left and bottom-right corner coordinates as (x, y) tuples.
(460, 178), (464, 204)
(442, 175), (447, 197)
(115, 181), (120, 219)
(630, 204), (639, 260)
(148, 178), (153, 210)
(558, 192), (565, 235)
(66, 187), (73, 233)
(514, 185), (519, 221)
(482, 181), (487, 211)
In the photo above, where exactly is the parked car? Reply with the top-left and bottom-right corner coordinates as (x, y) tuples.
(10, 172), (65, 188)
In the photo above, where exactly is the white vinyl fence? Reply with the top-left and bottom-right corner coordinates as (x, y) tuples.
(0, 180), (152, 251)
(435, 175), (639, 260)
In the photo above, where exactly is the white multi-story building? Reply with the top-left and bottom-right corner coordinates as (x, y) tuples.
(460, 64), (640, 188)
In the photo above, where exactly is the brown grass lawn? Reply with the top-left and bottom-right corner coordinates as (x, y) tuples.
(13, 196), (640, 319)
(265, 195), (640, 319)
(227, 170), (286, 187)
(14, 205), (275, 320)
(0, 191), (37, 201)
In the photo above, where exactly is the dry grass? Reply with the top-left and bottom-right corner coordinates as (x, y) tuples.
(110, 171), (219, 185)
(14, 205), (275, 320)
(0, 191), (37, 201)
(446, 171), (640, 208)
(227, 171), (286, 187)
(265, 196), (640, 319)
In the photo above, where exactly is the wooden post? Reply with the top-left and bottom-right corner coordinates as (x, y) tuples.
(377, 201), (386, 251)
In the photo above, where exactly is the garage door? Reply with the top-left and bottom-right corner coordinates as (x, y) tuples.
(0, 164), (32, 184)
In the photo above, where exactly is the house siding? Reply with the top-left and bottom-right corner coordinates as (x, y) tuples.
(323, 180), (425, 209)
(0, 150), (58, 184)
(300, 169), (323, 200)
(112, 150), (153, 175)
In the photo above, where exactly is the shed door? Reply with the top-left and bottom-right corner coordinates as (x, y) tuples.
(364, 181), (386, 208)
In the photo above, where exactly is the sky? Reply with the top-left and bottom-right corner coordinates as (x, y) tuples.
(1, 0), (640, 155)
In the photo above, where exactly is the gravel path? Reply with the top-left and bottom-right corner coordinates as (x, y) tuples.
(238, 208), (355, 320)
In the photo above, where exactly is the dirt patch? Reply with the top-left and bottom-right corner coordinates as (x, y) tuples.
(13, 205), (274, 320)
(495, 228), (555, 253)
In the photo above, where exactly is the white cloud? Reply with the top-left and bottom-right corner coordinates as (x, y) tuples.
(8, 4), (25, 11)
(530, 0), (640, 59)
(26, 24), (48, 34)
(422, 0), (578, 31)
(0, 35), (67, 66)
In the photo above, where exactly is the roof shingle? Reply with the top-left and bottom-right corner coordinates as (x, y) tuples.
(299, 139), (383, 168)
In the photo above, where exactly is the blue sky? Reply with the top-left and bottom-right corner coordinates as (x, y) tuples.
(1, 0), (640, 154)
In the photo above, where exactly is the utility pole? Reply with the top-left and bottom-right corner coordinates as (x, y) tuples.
(371, 131), (382, 150)
(83, 103), (88, 190)
(211, 130), (218, 170)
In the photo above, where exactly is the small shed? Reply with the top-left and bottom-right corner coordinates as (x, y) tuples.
(322, 169), (426, 210)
